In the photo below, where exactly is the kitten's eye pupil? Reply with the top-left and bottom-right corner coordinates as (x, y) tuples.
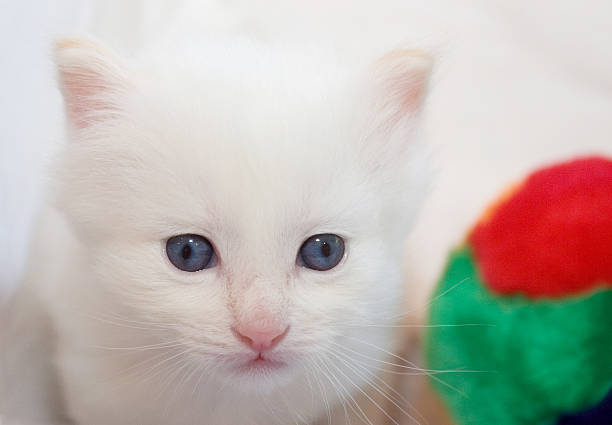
(321, 241), (331, 257)
(298, 234), (344, 271)
(166, 234), (216, 272)
(181, 244), (192, 260)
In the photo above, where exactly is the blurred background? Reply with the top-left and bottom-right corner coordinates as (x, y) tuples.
(1, 0), (611, 305)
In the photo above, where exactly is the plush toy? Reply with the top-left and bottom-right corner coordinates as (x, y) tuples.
(425, 156), (612, 425)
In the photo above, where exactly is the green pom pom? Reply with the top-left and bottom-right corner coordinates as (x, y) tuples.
(425, 246), (612, 425)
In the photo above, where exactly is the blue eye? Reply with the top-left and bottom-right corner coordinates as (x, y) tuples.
(166, 234), (216, 272)
(298, 234), (345, 271)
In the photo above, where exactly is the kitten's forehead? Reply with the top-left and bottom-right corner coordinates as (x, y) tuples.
(139, 45), (360, 162)
(126, 47), (367, 224)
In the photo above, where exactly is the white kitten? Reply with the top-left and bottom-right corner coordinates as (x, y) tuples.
(1, 37), (431, 425)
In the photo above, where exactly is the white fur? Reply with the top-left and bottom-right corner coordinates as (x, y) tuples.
(1, 37), (430, 425)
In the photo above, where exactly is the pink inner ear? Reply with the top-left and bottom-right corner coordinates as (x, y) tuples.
(375, 50), (431, 119)
(62, 68), (116, 129)
(393, 74), (427, 114)
(56, 39), (126, 130)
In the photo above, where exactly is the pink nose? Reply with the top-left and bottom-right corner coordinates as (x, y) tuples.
(234, 322), (289, 352)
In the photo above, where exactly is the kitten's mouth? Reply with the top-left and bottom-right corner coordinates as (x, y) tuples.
(239, 353), (287, 373)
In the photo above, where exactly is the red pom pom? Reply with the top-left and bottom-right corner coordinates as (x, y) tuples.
(470, 156), (612, 298)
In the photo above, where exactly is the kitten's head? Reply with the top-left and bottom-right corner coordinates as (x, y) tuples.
(54, 38), (431, 396)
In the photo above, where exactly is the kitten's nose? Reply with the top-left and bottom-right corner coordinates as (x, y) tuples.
(234, 320), (289, 352)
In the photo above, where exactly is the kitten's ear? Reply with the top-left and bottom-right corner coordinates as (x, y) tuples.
(55, 39), (130, 129)
(369, 49), (432, 130)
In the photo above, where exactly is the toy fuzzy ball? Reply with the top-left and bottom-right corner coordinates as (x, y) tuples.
(426, 156), (612, 425)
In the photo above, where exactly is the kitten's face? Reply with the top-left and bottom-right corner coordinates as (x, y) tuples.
(56, 40), (430, 394)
